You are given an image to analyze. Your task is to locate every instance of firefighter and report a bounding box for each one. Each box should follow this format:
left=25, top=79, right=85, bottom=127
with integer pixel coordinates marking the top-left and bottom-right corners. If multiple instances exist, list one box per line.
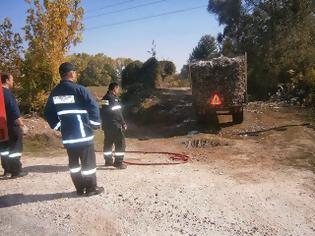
left=44, top=62, right=104, bottom=196
left=0, top=73, right=27, bottom=178
left=101, top=82, right=127, bottom=169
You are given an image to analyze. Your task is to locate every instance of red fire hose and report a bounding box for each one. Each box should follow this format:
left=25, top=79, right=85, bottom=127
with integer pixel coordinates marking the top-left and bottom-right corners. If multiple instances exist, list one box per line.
left=96, top=150, right=189, bottom=165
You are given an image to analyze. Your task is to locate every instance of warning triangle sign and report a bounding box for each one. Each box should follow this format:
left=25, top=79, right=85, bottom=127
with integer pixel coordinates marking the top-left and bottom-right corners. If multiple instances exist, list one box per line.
left=210, top=94, right=222, bottom=106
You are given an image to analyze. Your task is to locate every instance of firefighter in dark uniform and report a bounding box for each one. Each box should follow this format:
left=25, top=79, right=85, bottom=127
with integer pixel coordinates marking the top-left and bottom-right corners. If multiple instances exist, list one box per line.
left=0, top=73, right=27, bottom=178
left=101, top=82, right=127, bottom=169
left=44, top=62, right=104, bottom=196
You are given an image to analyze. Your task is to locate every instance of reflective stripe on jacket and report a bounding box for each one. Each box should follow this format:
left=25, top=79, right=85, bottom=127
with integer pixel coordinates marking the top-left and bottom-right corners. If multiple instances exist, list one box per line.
left=100, top=91, right=125, bottom=130
left=44, top=80, right=101, bottom=148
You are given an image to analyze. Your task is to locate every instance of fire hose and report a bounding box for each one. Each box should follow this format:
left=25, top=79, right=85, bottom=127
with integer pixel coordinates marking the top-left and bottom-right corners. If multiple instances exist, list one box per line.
left=96, top=150, right=189, bottom=165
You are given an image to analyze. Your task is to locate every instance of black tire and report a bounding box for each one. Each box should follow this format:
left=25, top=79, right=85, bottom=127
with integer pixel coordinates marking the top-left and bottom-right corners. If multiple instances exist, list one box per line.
left=232, top=109, right=244, bottom=124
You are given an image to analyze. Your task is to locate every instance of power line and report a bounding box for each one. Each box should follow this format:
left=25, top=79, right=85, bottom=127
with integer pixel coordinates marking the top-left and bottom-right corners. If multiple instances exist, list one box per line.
left=85, top=0, right=137, bottom=13
left=85, top=0, right=168, bottom=20
left=86, top=5, right=207, bottom=31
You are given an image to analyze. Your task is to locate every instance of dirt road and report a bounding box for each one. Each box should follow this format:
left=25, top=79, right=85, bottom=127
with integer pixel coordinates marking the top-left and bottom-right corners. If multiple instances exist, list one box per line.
left=1, top=88, right=315, bottom=235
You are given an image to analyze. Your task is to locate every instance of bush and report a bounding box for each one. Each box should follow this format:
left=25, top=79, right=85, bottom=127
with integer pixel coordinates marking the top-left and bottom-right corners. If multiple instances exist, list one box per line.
left=121, top=57, right=161, bottom=89
left=121, top=60, right=143, bottom=89
left=141, top=57, right=161, bottom=88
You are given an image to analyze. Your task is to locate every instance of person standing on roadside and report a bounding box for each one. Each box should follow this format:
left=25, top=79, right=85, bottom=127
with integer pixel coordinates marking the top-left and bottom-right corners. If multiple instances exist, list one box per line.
left=44, top=62, right=104, bottom=196
left=101, top=82, right=127, bottom=169
left=0, top=73, right=27, bottom=178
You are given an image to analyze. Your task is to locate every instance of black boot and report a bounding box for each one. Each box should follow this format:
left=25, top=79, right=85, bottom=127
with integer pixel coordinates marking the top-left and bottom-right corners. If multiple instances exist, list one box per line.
left=10, top=159, right=25, bottom=178
left=1, top=155, right=10, bottom=176
left=76, top=188, right=85, bottom=196
left=11, top=171, right=28, bottom=179
left=86, top=186, right=104, bottom=196
left=70, top=172, right=85, bottom=196
left=105, top=158, right=114, bottom=166
left=2, top=169, right=10, bottom=177
left=114, top=159, right=127, bottom=169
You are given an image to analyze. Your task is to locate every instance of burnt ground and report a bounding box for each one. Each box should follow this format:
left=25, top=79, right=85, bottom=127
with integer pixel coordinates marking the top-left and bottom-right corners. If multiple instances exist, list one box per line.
left=0, top=87, right=315, bottom=236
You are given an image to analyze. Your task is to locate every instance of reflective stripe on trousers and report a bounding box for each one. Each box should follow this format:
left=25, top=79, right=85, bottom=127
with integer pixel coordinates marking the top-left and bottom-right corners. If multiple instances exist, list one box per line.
left=114, top=152, right=125, bottom=157
left=9, top=153, right=22, bottom=158
left=82, top=168, right=96, bottom=176
left=70, top=167, right=81, bottom=173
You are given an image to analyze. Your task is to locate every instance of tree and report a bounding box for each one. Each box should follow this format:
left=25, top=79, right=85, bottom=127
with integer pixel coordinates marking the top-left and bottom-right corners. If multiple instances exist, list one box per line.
left=159, top=60, right=176, bottom=79
left=0, top=18, right=23, bottom=78
left=68, top=53, right=132, bottom=87
left=67, top=52, right=91, bottom=77
left=21, top=0, right=84, bottom=112
left=208, top=0, right=315, bottom=98
left=79, top=57, right=118, bottom=86
left=121, top=61, right=143, bottom=89
left=147, top=40, right=157, bottom=58
left=115, top=57, right=133, bottom=77
left=121, top=57, right=162, bottom=89
left=141, top=57, right=161, bottom=88
left=189, top=35, right=219, bottom=62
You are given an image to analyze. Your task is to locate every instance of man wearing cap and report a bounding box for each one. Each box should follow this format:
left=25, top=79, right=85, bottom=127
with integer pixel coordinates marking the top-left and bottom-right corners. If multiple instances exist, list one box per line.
left=44, top=62, right=104, bottom=196
left=0, top=73, right=27, bottom=178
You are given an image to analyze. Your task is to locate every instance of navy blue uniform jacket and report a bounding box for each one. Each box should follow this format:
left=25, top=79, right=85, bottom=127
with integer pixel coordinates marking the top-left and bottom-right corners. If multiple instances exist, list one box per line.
left=100, top=91, right=125, bottom=130
left=2, top=87, right=21, bottom=129
left=44, top=80, right=101, bottom=148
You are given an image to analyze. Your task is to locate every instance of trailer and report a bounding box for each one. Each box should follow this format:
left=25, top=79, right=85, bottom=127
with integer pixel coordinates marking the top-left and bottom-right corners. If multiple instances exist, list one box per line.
left=189, top=56, right=247, bottom=124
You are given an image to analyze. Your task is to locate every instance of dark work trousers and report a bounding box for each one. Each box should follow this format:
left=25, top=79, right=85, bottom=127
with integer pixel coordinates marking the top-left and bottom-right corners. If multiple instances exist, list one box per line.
left=0, top=126, right=23, bottom=175
left=66, top=144, right=97, bottom=192
left=103, top=126, right=126, bottom=163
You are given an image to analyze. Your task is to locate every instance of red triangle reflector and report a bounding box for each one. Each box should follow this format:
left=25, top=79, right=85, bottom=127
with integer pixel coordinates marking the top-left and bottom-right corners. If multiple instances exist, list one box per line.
left=210, top=94, right=222, bottom=106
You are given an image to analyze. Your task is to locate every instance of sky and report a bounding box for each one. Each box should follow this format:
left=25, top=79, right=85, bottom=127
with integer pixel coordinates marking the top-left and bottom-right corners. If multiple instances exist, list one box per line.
left=0, top=0, right=222, bottom=71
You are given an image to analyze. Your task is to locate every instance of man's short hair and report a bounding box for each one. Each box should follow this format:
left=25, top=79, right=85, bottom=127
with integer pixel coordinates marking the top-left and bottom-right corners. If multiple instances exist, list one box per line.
left=108, top=82, right=119, bottom=91
left=1, top=73, right=10, bottom=84
left=59, top=62, right=76, bottom=78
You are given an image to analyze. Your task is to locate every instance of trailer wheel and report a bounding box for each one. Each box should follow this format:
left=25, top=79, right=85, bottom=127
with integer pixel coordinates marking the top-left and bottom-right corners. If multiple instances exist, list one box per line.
left=232, top=109, right=244, bottom=124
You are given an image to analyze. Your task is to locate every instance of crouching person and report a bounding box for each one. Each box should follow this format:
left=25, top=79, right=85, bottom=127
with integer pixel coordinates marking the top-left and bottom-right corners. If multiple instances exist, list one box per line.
left=44, top=62, right=104, bottom=196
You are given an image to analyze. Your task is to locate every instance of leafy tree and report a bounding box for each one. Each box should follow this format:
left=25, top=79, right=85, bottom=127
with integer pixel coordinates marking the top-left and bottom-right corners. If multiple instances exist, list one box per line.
left=121, top=60, right=143, bottom=89
left=208, top=0, right=315, bottom=98
left=0, top=18, right=24, bottom=78
left=189, top=35, right=219, bottom=62
left=67, top=53, right=91, bottom=77
left=115, top=57, right=133, bottom=76
left=79, top=57, right=118, bottom=86
left=121, top=57, right=163, bottom=89
left=21, top=0, right=84, bottom=112
left=68, top=53, right=132, bottom=87
left=159, top=60, right=176, bottom=79
left=141, top=57, right=161, bottom=88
